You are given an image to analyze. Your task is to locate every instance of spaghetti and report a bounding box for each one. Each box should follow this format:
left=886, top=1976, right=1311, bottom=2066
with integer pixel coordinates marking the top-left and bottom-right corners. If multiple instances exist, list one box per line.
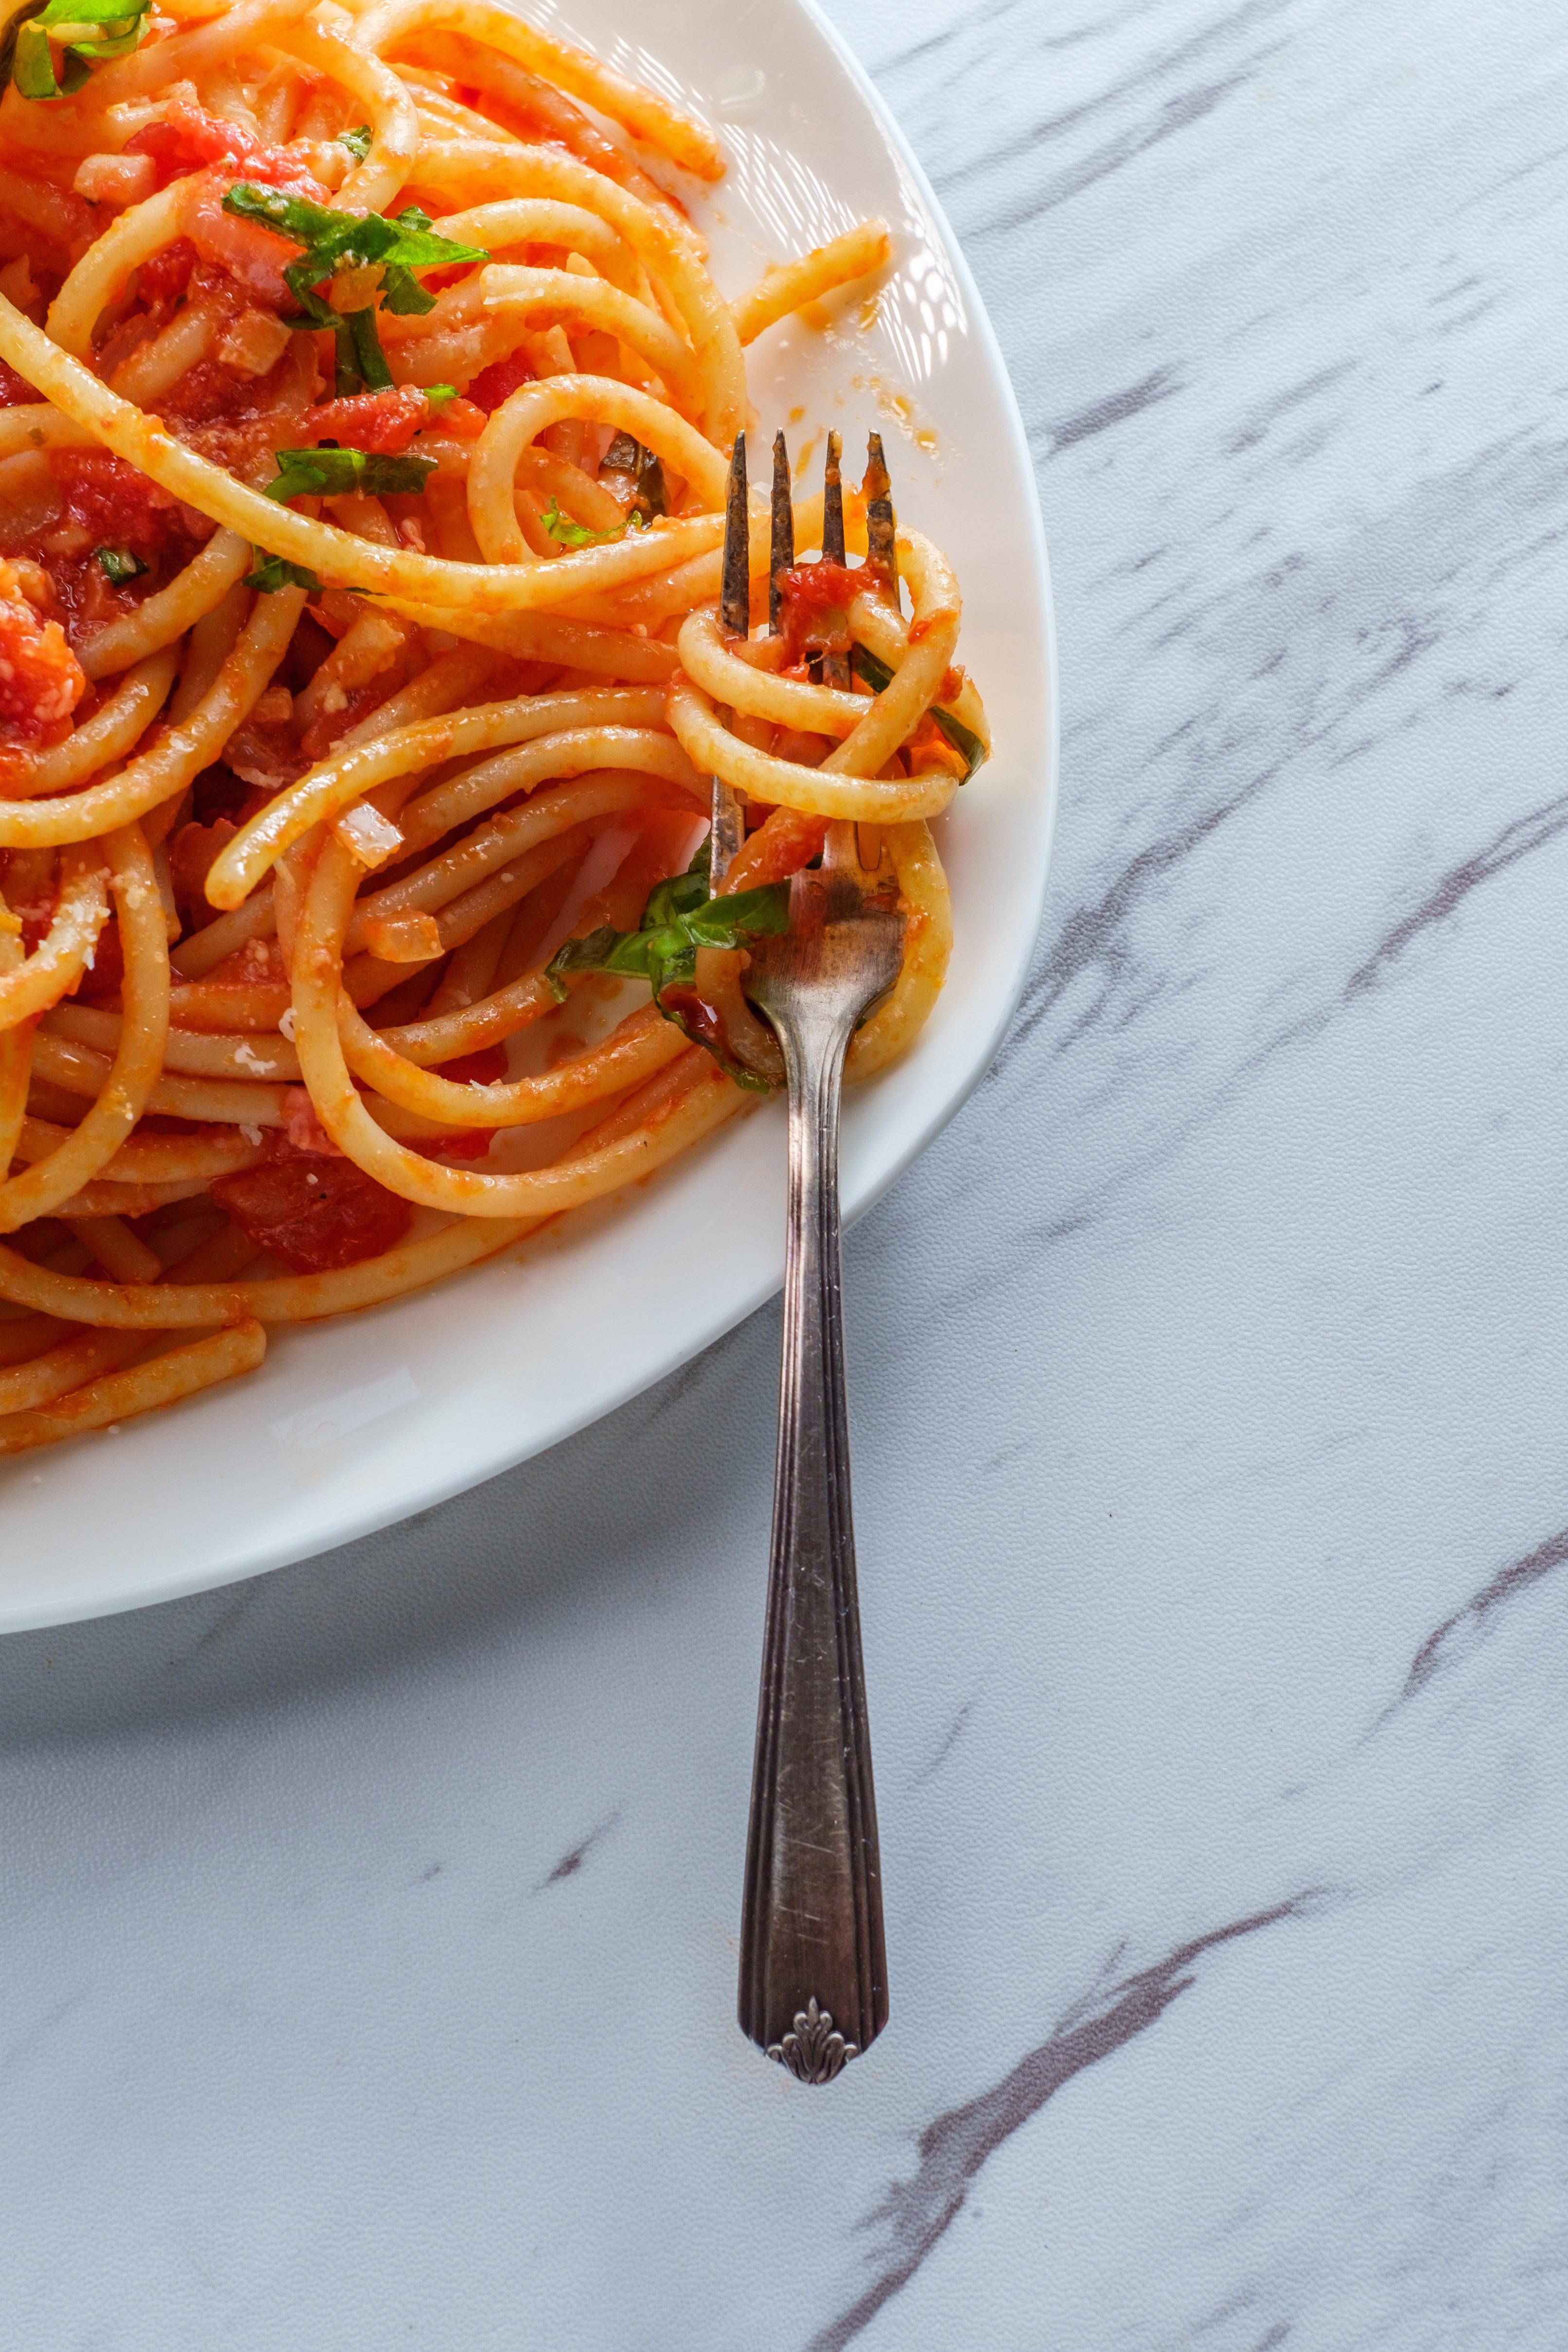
left=0, top=0, right=989, bottom=1458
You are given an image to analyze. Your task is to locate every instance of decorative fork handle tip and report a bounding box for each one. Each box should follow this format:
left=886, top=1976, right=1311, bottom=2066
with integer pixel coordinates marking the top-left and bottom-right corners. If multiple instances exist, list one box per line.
left=767, top=1999, right=860, bottom=2085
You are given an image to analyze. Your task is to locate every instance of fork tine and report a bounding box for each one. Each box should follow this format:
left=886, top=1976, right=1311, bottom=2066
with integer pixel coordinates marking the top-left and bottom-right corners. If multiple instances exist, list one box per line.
left=720, top=430, right=750, bottom=639
left=864, top=431, right=898, bottom=596
left=820, top=431, right=850, bottom=690
left=822, top=429, right=846, bottom=565
left=711, top=432, right=750, bottom=891
left=769, top=430, right=795, bottom=634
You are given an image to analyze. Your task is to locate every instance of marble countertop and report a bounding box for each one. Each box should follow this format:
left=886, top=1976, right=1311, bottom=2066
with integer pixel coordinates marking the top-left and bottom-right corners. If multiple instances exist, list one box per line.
left=5, top=1, right=1568, bottom=2343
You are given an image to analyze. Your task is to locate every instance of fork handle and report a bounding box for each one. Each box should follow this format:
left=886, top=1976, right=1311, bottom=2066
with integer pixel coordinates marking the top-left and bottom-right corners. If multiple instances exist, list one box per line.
left=739, top=1004, right=888, bottom=2082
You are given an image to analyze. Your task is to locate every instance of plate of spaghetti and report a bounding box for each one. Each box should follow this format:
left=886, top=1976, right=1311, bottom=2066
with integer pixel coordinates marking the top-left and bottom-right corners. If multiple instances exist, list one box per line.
left=0, top=0, right=1054, bottom=1629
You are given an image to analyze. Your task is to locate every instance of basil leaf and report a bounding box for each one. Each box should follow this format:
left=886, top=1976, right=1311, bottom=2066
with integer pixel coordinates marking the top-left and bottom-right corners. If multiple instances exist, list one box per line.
left=244, top=551, right=322, bottom=592
left=850, top=641, right=988, bottom=779
left=0, top=4, right=45, bottom=94
left=542, top=496, right=638, bottom=550
left=547, top=875, right=790, bottom=999
left=224, top=187, right=485, bottom=395
left=544, top=841, right=788, bottom=1086
left=639, top=865, right=710, bottom=926
left=331, top=306, right=392, bottom=396
left=12, top=19, right=61, bottom=94
left=222, top=186, right=487, bottom=287
left=424, top=383, right=457, bottom=406
left=9, top=0, right=149, bottom=95
left=36, top=0, right=149, bottom=25
left=265, top=446, right=436, bottom=502
left=94, top=545, right=146, bottom=585
left=378, top=262, right=436, bottom=318
left=335, top=124, right=372, bottom=160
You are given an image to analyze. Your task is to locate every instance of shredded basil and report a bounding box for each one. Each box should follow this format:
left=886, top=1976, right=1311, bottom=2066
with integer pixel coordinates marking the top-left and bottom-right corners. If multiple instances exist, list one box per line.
left=244, top=551, right=322, bottom=593
left=850, top=642, right=987, bottom=779
left=542, top=497, right=636, bottom=550
left=335, top=124, right=373, bottom=161
left=94, top=545, right=146, bottom=586
left=6, top=0, right=150, bottom=99
left=547, top=841, right=789, bottom=1089
left=222, top=186, right=486, bottom=395
left=265, top=445, right=436, bottom=503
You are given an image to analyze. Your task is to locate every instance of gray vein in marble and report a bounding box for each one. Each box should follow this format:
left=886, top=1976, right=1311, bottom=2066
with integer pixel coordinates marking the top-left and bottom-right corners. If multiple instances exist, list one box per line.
left=1045, top=365, right=1186, bottom=451
left=0, top=1988, right=92, bottom=2083
left=1400, top=1526, right=1568, bottom=1706
left=975, top=70, right=1260, bottom=235
left=170, top=1581, right=261, bottom=1669
left=976, top=428, right=1568, bottom=1243
left=1223, top=363, right=1359, bottom=455
left=890, top=0, right=1288, bottom=160
left=888, top=0, right=1294, bottom=232
left=808, top=1897, right=1315, bottom=2352
left=908, top=1694, right=976, bottom=1786
left=978, top=745, right=1568, bottom=1266
left=883, top=0, right=1171, bottom=79
left=1343, top=787, right=1568, bottom=1003
left=536, top=1811, right=622, bottom=1891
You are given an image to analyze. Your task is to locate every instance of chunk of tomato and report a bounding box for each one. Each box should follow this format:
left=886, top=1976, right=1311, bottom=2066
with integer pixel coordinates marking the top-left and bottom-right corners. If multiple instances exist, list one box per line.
left=466, top=351, right=534, bottom=413
left=0, top=568, right=86, bottom=747
left=49, top=451, right=209, bottom=565
left=210, top=1141, right=413, bottom=1273
left=774, top=558, right=860, bottom=667
left=126, top=102, right=263, bottom=188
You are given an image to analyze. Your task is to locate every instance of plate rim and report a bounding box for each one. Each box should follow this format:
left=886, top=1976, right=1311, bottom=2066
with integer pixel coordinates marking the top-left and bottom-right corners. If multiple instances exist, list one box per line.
left=0, top=0, right=1058, bottom=1634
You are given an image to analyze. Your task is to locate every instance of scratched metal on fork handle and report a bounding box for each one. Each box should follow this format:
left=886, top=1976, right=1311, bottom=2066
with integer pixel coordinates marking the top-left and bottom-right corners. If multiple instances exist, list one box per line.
left=718, top=429, right=898, bottom=2082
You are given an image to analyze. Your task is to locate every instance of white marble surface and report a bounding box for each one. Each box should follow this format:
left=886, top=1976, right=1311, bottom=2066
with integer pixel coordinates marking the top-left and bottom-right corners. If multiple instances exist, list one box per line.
left=4, top=0, right=1568, bottom=2341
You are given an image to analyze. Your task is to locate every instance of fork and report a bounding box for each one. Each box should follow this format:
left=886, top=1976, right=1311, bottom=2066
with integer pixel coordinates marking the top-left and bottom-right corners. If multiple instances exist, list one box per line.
left=719, top=432, right=904, bottom=2082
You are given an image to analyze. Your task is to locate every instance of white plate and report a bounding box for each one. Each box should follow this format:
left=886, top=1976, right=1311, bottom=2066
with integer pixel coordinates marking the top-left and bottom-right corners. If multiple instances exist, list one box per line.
left=0, top=0, right=1057, bottom=1632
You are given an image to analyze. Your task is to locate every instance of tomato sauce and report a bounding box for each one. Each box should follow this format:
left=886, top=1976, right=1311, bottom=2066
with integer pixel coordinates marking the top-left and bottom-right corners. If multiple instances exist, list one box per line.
left=73, top=915, right=123, bottom=1005
left=774, top=559, right=859, bottom=666
left=0, top=562, right=86, bottom=747
left=136, top=239, right=197, bottom=306
left=730, top=808, right=828, bottom=888
left=436, top=1046, right=508, bottom=1087
left=660, top=946, right=784, bottom=1088
left=310, top=386, right=430, bottom=455
left=126, top=103, right=266, bottom=189
left=49, top=451, right=208, bottom=567
left=210, top=1140, right=413, bottom=1273
left=167, top=819, right=239, bottom=933
left=467, top=351, right=535, bottom=413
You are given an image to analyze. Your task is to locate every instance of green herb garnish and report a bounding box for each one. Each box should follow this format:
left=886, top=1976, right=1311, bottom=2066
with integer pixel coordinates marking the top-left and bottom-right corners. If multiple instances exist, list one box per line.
left=6, top=0, right=150, bottom=100
left=424, top=383, right=457, bottom=406
left=222, top=185, right=487, bottom=395
left=94, top=545, right=146, bottom=585
left=222, top=186, right=486, bottom=321
left=546, top=841, right=789, bottom=1088
left=541, top=497, right=633, bottom=551
left=850, top=642, right=987, bottom=779
left=335, top=124, right=373, bottom=161
left=244, top=551, right=323, bottom=593
left=265, top=445, right=436, bottom=503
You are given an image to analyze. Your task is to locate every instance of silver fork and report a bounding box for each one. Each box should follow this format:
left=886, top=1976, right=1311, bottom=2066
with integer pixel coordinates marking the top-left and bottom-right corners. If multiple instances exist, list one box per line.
left=719, top=433, right=904, bottom=2082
